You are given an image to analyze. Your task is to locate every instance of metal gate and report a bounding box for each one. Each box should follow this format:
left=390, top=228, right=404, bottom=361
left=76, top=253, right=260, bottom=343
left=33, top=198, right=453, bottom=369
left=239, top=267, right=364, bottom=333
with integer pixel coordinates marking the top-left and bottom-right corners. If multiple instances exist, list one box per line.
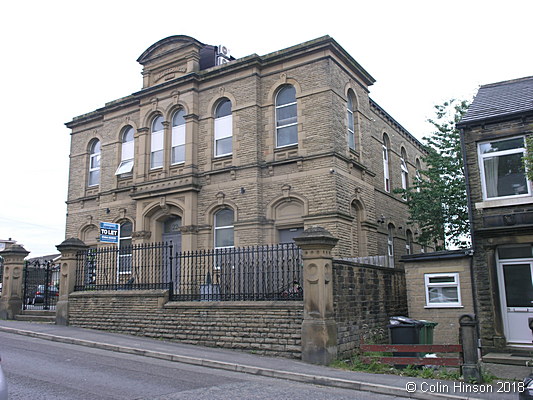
left=23, top=260, right=60, bottom=310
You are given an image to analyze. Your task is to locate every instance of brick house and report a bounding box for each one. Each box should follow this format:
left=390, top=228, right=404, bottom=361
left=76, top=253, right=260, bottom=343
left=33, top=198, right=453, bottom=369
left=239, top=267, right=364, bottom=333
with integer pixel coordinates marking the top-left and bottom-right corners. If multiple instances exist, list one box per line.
left=457, top=76, right=533, bottom=353
left=65, top=35, right=427, bottom=265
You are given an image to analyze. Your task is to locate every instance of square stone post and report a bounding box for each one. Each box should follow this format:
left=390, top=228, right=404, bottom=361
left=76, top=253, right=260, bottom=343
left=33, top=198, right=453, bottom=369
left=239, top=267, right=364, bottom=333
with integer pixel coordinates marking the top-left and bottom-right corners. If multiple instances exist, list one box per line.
left=56, top=238, right=88, bottom=325
left=460, top=314, right=482, bottom=382
left=0, top=244, right=29, bottom=319
left=294, top=227, right=339, bottom=365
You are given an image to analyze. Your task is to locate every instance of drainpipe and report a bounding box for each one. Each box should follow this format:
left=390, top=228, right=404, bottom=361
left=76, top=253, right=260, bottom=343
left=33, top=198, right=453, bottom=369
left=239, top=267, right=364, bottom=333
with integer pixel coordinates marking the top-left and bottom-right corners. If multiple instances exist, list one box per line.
left=459, top=127, right=480, bottom=343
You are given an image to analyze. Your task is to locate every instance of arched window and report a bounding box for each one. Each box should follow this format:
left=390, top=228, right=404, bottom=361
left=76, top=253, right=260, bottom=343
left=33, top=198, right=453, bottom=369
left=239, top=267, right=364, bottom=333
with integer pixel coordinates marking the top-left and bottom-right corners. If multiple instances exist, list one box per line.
left=118, top=221, right=133, bottom=274
left=405, top=229, right=413, bottom=255
left=275, top=85, right=297, bottom=148
left=151, top=115, right=164, bottom=169
left=347, top=91, right=356, bottom=150
left=88, top=140, right=101, bottom=187
left=382, top=134, right=391, bottom=192
left=387, top=224, right=395, bottom=268
left=400, top=147, right=409, bottom=194
left=214, top=99, right=232, bottom=157
left=115, top=126, right=134, bottom=175
left=415, top=158, right=422, bottom=192
left=172, top=110, right=186, bottom=164
left=214, top=208, right=234, bottom=248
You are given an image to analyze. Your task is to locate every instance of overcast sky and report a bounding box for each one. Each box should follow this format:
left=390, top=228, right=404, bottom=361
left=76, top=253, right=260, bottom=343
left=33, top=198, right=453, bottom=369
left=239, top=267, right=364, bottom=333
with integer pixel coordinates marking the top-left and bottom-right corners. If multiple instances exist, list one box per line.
left=1, top=0, right=531, bottom=257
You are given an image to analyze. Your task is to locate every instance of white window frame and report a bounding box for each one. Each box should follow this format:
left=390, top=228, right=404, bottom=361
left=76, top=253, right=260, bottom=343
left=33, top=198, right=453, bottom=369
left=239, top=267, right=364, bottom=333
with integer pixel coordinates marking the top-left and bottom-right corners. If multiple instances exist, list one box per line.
left=424, top=272, right=462, bottom=308
left=214, top=209, right=234, bottom=249
left=115, top=127, right=134, bottom=175
left=275, top=86, right=298, bottom=148
left=118, top=222, right=132, bottom=275
left=151, top=116, right=164, bottom=169
left=172, top=110, right=186, bottom=164
left=383, top=144, right=390, bottom=192
left=214, top=116, right=232, bottom=157
left=401, top=155, right=408, bottom=191
left=88, top=140, right=100, bottom=187
left=387, top=224, right=394, bottom=268
left=478, top=136, right=531, bottom=201
left=347, top=93, right=355, bottom=150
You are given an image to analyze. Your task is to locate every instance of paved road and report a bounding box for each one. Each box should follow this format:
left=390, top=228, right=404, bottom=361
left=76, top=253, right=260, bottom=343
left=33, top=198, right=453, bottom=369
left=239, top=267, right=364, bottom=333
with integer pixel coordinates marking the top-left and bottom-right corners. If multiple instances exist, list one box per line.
left=1, top=332, right=407, bottom=399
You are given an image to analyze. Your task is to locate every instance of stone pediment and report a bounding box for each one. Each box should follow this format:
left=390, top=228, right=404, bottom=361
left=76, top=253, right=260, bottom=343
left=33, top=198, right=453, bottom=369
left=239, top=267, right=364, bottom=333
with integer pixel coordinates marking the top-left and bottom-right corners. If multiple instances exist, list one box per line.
left=137, top=35, right=204, bottom=66
left=137, top=35, right=205, bottom=88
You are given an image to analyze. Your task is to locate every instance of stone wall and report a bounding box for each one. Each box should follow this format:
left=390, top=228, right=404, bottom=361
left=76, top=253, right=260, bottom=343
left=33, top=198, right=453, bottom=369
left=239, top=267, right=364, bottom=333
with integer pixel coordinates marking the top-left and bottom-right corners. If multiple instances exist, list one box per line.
left=68, top=290, right=303, bottom=358
left=332, top=260, right=408, bottom=356
left=402, top=252, right=474, bottom=345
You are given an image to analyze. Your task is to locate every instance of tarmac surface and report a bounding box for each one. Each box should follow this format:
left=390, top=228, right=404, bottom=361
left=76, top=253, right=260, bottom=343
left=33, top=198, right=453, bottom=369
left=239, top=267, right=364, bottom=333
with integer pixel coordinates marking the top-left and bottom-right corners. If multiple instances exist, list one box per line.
left=0, top=320, right=524, bottom=400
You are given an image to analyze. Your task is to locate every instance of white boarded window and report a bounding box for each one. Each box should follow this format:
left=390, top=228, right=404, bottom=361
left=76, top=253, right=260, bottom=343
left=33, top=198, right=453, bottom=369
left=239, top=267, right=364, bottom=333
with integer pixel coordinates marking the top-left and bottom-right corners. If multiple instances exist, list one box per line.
left=214, top=99, right=232, bottom=157
left=172, top=110, right=186, bottom=164
left=425, top=273, right=461, bottom=307
left=383, top=134, right=390, bottom=192
left=151, top=115, right=164, bottom=169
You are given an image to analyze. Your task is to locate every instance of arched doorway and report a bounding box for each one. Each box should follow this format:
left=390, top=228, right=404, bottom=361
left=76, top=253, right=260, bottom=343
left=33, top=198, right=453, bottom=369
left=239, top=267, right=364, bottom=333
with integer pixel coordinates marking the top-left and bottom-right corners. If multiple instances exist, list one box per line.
left=162, top=216, right=182, bottom=252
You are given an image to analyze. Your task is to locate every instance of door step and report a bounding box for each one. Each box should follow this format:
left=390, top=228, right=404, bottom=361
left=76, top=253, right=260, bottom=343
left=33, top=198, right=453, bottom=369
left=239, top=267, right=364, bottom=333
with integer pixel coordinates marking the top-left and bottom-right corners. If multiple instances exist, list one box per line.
left=15, top=310, right=56, bottom=324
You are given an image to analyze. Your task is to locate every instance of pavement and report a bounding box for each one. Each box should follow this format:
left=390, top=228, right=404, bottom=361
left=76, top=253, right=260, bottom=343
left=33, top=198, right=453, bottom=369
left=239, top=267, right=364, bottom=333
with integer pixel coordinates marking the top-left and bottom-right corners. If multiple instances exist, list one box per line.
left=0, top=319, right=525, bottom=400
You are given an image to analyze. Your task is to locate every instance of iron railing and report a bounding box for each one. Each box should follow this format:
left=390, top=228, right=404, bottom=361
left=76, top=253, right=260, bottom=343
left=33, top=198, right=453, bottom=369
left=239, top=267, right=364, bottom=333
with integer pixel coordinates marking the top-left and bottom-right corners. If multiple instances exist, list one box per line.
left=173, top=244, right=302, bottom=301
left=23, top=260, right=60, bottom=310
left=75, top=242, right=173, bottom=292
left=74, top=242, right=303, bottom=301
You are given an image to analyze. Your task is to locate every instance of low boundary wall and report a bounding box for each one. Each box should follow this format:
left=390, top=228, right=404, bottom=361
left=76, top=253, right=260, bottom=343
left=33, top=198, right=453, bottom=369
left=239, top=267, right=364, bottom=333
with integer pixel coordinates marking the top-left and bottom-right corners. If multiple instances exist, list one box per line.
left=68, top=290, right=304, bottom=358
left=333, top=260, right=408, bottom=357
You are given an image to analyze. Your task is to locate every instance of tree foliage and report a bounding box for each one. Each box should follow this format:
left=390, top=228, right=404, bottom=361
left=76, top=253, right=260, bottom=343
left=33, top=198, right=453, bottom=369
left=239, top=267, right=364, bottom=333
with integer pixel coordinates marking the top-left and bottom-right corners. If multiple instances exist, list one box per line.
left=401, top=99, right=471, bottom=250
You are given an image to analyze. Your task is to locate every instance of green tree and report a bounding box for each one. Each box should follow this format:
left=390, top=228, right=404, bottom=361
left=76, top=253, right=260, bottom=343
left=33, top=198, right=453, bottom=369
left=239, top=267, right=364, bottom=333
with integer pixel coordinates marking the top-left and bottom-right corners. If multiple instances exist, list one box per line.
left=402, top=99, right=471, bottom=250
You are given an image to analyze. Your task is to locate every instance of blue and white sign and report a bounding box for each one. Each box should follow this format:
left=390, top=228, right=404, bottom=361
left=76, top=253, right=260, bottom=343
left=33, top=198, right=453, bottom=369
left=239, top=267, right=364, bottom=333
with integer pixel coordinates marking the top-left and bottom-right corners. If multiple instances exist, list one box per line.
left=100, top=222, right=120, bottom=243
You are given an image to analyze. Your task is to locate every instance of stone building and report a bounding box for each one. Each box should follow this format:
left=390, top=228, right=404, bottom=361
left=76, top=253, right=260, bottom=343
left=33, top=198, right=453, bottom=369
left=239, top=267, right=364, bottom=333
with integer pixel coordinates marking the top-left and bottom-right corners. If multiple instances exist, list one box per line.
left=457, top=76, right=533, bottom=353
left=65, top=35, right=426, bottom=263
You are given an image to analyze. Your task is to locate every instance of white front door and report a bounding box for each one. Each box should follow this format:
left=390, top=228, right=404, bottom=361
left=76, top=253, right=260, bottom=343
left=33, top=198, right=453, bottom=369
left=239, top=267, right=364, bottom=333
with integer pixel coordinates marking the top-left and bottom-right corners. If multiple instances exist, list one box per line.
left=498, top=257, right=533, bottom=344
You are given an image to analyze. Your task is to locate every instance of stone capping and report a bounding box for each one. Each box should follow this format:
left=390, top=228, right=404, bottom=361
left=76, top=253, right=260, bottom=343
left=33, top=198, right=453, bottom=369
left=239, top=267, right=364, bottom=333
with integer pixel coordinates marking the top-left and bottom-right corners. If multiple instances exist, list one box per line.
left=400, top=249, right=473, bottom=263
left=69, top=290, right=168, bottom=298
left=334, top=258, right=406, bottom=273
left=164, top=301, right=303, bottom=310
left=0, top=244, right=29, bottom=256
left=68, top=290, right=303, bottom=309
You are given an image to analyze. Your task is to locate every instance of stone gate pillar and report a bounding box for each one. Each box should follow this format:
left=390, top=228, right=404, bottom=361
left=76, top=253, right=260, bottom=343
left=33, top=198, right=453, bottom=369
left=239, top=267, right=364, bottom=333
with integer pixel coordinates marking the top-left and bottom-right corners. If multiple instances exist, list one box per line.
left=56, top=238, right=88, bottom=325
left=0, top=244, right=29, bottom=319
left=294, top=227, right=339, bottom=365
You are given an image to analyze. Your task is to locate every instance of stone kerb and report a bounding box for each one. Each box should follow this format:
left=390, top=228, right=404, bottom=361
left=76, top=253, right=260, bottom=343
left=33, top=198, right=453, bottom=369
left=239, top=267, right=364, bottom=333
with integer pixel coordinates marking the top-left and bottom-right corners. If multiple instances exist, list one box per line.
left=294, top=226, right=339, bottom=365
left=0, top=244, right=29, bottom=319
left=56, top=238, right=88, bottom=325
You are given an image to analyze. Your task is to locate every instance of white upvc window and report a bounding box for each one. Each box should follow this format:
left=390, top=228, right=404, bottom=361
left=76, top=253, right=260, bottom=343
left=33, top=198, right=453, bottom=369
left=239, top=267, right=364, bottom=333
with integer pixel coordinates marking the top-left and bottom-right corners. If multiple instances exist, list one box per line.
left=424, top=273, right=462, bottom=307
left=214, top=208, right=234, bottom=249
left=347, top=92, right=355, bottom=150
left=172, top=110, right=186, bottom=164
left=150, top=116, right=164, bottom=169
left=115, top=126, right=134, bottom=175
left=478, top=136, right=530, bottom=200
left=276, top=85, right=298, bottom=148
left=383, top=144, right=390, bottom=192
left=214, top=99, right=232, bottom=157
left=88, top=140, right=101, bottom=187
